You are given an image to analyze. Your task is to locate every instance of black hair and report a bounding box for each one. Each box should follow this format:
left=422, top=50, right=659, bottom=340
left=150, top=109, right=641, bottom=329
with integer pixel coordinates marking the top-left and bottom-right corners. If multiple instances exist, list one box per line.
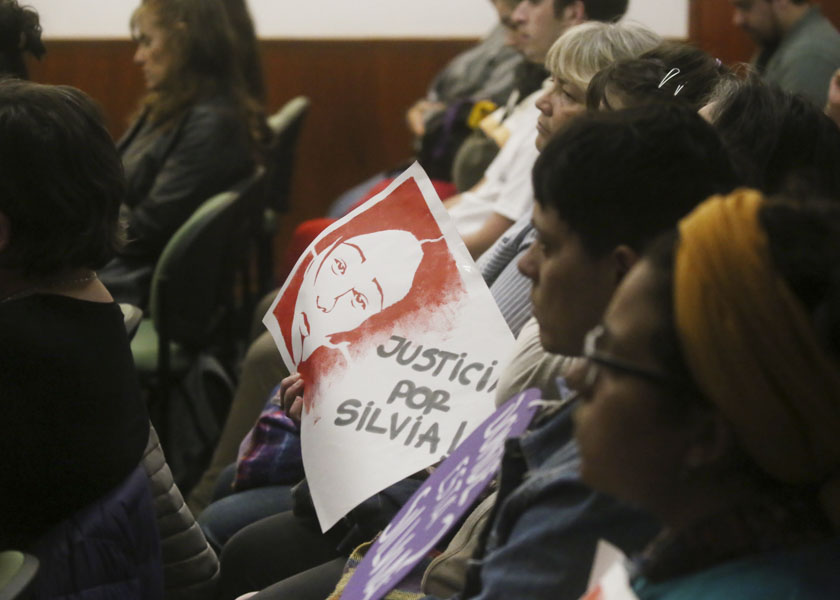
left=221, top=0, right=265, bottom=102
left=0, top=80, right=125, bottom=275
left=586, top=41, right=728, bottom=111
left=760, top=199, right=840, bottom=357
left=555, top=0, right=628, bottom=22
left=707, top=72, right=840, bottom=200
left=532, top=103, right=739, bottom=257
left=0, top=0, right=45, bottom=79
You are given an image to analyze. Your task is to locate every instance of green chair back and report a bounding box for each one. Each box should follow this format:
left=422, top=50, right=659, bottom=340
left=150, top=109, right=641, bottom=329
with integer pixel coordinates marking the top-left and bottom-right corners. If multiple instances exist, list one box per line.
left=0, top=551, right=38, bottom=599
left=265, top=96, right=310, bottom=213
left=148, top=169, right=263, bottom=353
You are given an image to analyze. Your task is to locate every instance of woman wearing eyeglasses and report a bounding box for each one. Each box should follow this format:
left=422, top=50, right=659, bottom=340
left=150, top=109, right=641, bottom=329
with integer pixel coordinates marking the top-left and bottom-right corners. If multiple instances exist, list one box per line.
left=574, top=189, right=840, bottom=598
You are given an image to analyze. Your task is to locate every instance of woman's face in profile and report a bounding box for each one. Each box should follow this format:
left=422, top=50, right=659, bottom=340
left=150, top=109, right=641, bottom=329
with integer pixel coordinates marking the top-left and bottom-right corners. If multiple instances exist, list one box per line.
left=573, top=260, right=699, bottom=515
left=132, top=10, right=170, bottom=91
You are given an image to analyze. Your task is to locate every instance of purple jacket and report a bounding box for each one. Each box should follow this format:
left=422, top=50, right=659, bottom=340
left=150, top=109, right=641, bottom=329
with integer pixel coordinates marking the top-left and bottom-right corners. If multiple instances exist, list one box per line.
left=31, top=465, right=164, bottom=599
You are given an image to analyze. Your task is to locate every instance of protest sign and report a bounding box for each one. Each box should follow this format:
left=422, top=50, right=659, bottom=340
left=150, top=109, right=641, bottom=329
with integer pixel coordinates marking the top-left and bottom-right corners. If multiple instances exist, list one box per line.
left=263, top=162, right=515, bottom=531
left=341, top=388, right=542, bottom=600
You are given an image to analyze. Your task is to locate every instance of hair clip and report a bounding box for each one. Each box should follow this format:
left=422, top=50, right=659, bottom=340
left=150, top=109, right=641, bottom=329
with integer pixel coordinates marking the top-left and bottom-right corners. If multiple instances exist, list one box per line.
left=658, top=68, right=684, bottom=97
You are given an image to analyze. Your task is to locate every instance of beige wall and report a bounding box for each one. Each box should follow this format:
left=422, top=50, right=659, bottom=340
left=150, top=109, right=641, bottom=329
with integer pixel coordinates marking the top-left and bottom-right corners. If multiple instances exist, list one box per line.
left=29, top=0, right=687, bottom=40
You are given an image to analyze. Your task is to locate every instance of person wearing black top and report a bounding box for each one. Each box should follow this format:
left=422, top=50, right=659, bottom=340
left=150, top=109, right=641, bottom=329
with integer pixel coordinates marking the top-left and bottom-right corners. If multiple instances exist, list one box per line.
left=0, top=80, right=150, bottom=549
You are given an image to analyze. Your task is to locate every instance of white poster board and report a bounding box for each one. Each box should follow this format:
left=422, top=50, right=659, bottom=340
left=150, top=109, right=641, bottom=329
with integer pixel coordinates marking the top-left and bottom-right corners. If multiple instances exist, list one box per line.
left=264, top=163, right=515, bottom=530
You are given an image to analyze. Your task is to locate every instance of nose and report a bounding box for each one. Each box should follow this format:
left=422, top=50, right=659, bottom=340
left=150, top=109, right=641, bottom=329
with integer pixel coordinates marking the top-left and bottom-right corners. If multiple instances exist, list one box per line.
left=133, top=45, right=145, bottom=65
left=732, top=9, right=745, bottom=28
left=511, top=0, right=528, bottom=25
left=317, top=287, right=359, bottom=314
left=517, top=243, right=538, bottom=281
left=535, top=89, right=552, bottom=116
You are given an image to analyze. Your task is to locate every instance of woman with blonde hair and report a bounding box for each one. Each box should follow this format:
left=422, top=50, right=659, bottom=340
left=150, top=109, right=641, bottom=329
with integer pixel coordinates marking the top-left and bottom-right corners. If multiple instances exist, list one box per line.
left=101, top=0, right=266, bottom=307
left=575, top=190, right=840, bottom=597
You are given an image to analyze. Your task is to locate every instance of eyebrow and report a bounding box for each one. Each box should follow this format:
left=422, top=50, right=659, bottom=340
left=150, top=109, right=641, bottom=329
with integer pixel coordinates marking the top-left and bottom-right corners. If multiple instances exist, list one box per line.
left=343, top=242, right=367, bottom=262
left=372, top=277, right=384, bottom=310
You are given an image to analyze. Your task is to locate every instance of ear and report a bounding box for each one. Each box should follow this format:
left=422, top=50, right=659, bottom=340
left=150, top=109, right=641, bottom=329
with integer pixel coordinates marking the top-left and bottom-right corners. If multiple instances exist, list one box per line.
left=0, top=210, right=10, bottom=255
left=682, top=410, right=736, bottom=471
left=562, top=0, right=587, bottom=25
left=609, top=244, right=639, bottom=284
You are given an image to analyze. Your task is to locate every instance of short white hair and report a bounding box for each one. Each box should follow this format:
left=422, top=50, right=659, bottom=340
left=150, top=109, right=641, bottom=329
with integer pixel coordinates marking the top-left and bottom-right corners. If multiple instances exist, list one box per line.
left=545, top=21, right=662, bottom=91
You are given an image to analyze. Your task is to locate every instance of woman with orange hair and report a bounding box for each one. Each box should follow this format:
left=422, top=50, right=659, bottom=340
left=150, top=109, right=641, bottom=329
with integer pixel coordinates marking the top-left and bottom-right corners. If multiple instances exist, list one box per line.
left=574, top=190, right=840, bottom=597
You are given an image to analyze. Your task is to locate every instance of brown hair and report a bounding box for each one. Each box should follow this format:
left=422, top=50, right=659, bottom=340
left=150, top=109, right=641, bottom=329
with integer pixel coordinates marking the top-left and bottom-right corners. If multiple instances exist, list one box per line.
left=0, top=80, right=124, bottom=275
left=133, top=0, right=267, bottom=152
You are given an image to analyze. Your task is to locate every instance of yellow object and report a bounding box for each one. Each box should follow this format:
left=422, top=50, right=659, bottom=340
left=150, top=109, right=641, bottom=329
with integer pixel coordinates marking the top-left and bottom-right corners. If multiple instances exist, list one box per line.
left=675, top=189, right=840, bottom=497
left=325, top=540, right=425, bottom=600
left=467, top=100, right=497, bottom=130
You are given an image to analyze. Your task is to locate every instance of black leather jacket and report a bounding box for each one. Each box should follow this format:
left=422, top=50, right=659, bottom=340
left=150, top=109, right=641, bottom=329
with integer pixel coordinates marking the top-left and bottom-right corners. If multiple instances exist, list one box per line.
left=117, top=94, right=255, bottom=263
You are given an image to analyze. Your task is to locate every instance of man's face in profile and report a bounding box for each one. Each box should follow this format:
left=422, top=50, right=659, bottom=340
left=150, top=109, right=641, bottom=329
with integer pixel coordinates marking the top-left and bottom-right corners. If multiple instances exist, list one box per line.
left=511, top=0, right=577, bottom=63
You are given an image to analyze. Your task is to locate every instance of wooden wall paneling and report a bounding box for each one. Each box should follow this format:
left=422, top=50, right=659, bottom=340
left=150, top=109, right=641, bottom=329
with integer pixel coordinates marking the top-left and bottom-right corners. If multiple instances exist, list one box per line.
left=26, top=38, right=474, bottom=284
left=27, top=40, right=146, bottom=138
left=688, top=0, right=756, bottom=64
left=820, top=1, right=840, bottom=28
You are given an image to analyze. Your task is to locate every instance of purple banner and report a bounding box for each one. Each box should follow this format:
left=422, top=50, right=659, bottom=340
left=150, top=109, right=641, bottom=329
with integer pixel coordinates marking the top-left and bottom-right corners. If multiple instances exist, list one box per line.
left=341, top=388, right=542, bottom=600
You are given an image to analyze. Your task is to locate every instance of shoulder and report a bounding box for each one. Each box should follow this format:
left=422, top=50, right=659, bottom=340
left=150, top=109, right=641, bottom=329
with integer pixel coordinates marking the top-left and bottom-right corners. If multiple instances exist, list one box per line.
left=180, top=95, right=243, bottom=131
left=0, top=295, right=122, bottom=339
left=780, top=12, right=840, bottom=60
left=635, top=539, right=840, bottom=600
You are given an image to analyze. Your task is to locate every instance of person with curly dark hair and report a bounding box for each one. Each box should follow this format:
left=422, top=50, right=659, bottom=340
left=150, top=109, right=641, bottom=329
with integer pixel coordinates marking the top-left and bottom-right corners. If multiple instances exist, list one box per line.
left=0, top=0, right=44, bottom=79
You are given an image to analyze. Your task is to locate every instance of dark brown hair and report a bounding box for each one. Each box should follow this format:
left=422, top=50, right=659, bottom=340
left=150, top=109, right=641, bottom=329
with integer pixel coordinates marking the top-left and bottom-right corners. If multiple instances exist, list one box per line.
left=134, top=0, right=266, bottom=151
left=0, top=0, right=45, bottom=79
left=0, top=80, right=124, bottom=275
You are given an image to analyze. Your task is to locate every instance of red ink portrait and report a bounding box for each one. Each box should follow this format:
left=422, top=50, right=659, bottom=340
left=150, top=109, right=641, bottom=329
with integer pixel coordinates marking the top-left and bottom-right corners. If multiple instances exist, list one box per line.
left=272, top=177, right=466, bottom=395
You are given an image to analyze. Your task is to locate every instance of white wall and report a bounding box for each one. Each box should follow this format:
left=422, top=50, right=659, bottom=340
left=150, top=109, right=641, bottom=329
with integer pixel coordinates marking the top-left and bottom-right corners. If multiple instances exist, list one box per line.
left=29, top=0, right=687, bottom=40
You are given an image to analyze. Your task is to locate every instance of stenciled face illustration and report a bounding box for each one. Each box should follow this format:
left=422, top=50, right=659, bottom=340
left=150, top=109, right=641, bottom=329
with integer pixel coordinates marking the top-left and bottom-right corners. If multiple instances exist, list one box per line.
left=291, top=230, right=424, bottom=365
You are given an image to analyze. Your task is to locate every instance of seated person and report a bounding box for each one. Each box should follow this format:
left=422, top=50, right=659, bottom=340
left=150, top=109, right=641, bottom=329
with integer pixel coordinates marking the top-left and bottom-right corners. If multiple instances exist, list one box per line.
left=0, top=0, right=44, bottom=78
left=585, top=41, right=728, bottom=112
left=702, top=71, right=840, bottom=199
left=827, top=68, right=840, bottom=127
left=496, top=42, right=727, bottom=398
left=406, top=0, right=523, bottom=138
left=446, top=1, right=656, bottom=258
left=589, top=57, right=840, bottom=201
left=327, top=0, right=524, bottom=218
left=100, top=0, right=265, bottom=308
left=0, top=79, right=157, bottom=595
left=577, top=192, right=840, bottom=597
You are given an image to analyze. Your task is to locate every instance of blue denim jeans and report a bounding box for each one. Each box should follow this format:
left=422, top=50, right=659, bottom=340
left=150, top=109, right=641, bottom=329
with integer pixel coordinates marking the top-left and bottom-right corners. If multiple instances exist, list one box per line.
left=198, top=463, right=294, bottom=553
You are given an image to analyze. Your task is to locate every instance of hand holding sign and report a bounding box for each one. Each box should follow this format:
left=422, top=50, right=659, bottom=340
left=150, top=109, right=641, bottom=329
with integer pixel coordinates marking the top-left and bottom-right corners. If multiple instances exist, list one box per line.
left=279, top=372, right=305, bottom=423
